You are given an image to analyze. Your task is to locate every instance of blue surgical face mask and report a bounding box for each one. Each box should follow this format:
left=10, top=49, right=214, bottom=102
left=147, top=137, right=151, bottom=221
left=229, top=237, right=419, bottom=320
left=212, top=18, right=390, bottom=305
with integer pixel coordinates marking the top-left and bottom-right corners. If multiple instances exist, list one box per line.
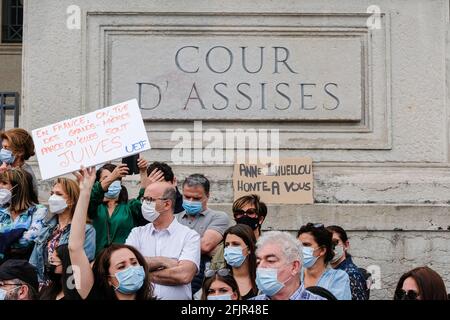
left=256, top=267, right=291, bottom=297
left=113, top=265, right=145, bottom=294
left=207, top=294, right=233, bottom=300
left=105, top=180, right=122, bottom=199
left=224, top=246, right=247, bottom=268
left=0, top=148, right=15, bottom=165
left=0, top=286, right=19, bottom=300
left=0, top=288, right=6, bottom=300
left=182, top=199, right=203, bottom=216
left=302, top=247, right=320, bottom=269
left=0, top=188, right=12, bottom=207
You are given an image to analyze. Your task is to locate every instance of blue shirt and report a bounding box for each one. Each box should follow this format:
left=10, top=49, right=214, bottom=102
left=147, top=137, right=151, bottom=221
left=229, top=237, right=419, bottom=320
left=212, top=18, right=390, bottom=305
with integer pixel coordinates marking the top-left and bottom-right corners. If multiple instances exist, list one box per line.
left=335, top=255, right=368, bottom=300
left=29, top=216, right=96, bottom=283
left=301, top=267, right=352, bottom=300
left=250, top=284, right=326, bottom=300
left=0, top=205, right=47, bottom=260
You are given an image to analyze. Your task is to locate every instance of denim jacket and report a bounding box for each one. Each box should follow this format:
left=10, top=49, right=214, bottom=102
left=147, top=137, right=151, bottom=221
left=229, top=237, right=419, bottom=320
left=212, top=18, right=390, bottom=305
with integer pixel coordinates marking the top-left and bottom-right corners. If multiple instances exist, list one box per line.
left=29, top=215, right=96, bottom=283
left=0, top=205, right=48, bottom=261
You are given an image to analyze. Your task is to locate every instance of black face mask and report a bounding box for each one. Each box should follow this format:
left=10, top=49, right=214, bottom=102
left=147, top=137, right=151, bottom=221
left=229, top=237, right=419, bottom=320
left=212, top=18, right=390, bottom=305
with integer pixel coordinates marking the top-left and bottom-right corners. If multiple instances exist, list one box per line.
left=235, top=216, right=260, bottom=231
left=45, top=264, right=62, bottom=283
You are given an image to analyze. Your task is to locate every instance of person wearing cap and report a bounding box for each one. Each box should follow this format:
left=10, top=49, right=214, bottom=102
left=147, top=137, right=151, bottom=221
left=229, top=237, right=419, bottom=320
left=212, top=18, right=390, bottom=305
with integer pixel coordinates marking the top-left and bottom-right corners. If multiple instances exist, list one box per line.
left=0, top=259, right=39, bottom=300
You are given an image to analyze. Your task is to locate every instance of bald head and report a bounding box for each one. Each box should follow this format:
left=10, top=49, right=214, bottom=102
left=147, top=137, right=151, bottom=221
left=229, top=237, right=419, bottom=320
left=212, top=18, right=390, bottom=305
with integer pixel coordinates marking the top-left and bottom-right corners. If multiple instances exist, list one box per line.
left=145, top=181, right=176, bottom=213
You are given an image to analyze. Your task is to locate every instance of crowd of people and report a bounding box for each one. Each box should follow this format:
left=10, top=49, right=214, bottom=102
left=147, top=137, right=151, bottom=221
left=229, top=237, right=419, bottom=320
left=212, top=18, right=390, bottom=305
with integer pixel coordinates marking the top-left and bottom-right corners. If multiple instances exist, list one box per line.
left=0, top=127, right=448, bottom=301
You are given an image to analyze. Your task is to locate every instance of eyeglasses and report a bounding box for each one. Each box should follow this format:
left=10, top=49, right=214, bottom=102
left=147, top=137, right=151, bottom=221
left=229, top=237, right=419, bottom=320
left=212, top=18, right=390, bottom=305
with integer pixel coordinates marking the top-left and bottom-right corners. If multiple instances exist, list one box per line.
left=204, top=268, right=231, bottom=278
left=142, top=197, right=167, bottom=203
left=233, top=208, right=258, bottom=218
left=395, top=289, right=419, bottom=300
left=0, top=281, right=22, bottom=287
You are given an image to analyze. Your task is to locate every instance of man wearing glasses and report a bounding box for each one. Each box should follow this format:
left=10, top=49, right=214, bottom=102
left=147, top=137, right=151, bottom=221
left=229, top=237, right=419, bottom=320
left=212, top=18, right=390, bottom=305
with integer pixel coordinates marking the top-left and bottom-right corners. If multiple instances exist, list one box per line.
left=126, top=181, right=200, bottom=300
left=0, top=259, right=39, bottom=300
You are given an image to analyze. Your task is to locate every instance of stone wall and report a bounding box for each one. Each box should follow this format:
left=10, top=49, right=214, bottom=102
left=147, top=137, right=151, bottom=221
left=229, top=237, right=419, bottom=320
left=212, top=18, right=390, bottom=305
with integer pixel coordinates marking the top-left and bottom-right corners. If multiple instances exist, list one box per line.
left=22, top=0, right=450, bottom=300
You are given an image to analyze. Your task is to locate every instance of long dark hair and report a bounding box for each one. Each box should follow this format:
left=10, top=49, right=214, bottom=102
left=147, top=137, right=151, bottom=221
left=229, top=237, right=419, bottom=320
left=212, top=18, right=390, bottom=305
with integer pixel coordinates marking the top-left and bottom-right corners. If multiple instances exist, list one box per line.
left=39, top=244, right=80, bottom=300
left=297, top=223, right=334, bottom=264
left=92, top=244, right=154, bottom=300
left=95, top=164, right=128, bottom=203
left=394, top=266, right=448, bottom=300
left=201, top=273, right=241, bottom=300
left=326, top=225, right=350, bottom=256
left=223, top=224, right=258, bottom=296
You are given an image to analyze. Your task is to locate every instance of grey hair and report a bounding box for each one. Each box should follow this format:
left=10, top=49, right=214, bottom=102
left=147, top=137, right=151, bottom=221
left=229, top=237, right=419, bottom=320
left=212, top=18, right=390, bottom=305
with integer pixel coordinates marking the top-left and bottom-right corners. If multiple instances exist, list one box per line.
left=256, top=231, right=301, bottom=263
left=183, top=174, right=210, bottom=194
left=14, top=279, right=38, bottom=300
left=162, top=186, right=176, bottom=210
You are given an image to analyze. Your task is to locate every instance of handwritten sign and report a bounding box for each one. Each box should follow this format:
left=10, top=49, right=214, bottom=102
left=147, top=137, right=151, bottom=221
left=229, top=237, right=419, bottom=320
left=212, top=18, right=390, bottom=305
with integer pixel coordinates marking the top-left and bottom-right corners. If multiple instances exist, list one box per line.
left=233, top=158, right=314, bottom=204
left=32, top=99, right=151, bottom=180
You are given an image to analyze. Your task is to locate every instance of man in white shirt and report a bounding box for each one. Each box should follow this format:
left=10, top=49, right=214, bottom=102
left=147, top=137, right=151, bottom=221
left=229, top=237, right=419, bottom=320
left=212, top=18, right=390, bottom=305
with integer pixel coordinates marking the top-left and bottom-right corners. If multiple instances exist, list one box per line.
left=126, top=181, right=200, bottom=300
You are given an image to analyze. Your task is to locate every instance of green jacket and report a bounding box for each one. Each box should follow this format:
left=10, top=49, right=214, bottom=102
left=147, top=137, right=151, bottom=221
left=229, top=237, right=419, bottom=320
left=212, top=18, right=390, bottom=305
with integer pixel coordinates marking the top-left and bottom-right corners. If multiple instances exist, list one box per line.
left=88, top=181, right=144, bottom=256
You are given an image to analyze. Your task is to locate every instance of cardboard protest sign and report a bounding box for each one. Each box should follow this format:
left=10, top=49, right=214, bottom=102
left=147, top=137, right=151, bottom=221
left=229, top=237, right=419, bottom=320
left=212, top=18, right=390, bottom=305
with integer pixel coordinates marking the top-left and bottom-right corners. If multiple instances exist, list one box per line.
left=233, top=157, right=313, bottom=204
left=32, top=99, right=150, bottom=180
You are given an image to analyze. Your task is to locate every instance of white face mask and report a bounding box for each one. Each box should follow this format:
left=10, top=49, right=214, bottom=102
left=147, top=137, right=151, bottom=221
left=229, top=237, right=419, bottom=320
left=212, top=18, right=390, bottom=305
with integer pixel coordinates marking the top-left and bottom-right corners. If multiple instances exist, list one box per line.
left=0, top=286, right=20, bottom=300
left=0, top=188, right=12, bottom=206
left=331, top=245, right=345, bottom=264
left=48, top=194, right=68, bottom=214
left=141, top=200, right=160, bottom=223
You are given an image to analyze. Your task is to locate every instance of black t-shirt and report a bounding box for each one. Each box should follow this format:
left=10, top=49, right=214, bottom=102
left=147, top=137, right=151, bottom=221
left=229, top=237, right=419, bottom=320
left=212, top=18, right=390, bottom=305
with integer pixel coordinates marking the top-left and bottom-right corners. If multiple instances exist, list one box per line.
left=174, top=187, right=184, bottom=214
left=241, top=289, right=258, bottom=300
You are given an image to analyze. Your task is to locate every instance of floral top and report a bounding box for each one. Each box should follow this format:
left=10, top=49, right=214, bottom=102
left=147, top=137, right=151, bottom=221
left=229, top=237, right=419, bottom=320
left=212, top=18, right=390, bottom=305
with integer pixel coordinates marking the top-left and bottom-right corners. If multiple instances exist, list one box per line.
left=335, top=255, right=369, bottom=300
left=46, top=224, right=69, bottom=259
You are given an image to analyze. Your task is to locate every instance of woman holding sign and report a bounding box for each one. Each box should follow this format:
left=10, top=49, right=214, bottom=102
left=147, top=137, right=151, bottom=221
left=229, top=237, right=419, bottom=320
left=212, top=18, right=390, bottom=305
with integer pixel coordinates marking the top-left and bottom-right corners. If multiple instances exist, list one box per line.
left=0, top=129, right=39, bottom=197
left=69, top=166, right=154, bottom=300
left=88, top=157, right=149, bottom=256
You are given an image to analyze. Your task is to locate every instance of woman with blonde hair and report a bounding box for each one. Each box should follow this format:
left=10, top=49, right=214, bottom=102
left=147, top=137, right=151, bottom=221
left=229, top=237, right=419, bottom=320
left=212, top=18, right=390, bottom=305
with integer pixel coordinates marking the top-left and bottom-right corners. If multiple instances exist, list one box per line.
left=0, top=168, right=46, bottom=262
left=29, top=177, right=96, bottom=284
left=0, top=128, right=38, bottom=196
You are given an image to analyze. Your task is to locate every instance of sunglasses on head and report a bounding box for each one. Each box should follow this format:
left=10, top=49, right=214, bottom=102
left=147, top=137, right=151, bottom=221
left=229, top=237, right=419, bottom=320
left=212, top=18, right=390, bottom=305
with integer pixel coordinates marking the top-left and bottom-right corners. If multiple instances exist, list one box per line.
left=395, top=289, right=419, bottom=300
left=204, top=268, right=231, bottom=278
left=307, top=223, right=324, bottom=229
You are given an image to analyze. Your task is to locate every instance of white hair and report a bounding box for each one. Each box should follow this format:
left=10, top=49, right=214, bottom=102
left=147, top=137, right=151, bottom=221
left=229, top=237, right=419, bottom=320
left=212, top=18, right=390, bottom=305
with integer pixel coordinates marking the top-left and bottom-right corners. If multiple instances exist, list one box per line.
left=256, top=231, right=301, bottom=263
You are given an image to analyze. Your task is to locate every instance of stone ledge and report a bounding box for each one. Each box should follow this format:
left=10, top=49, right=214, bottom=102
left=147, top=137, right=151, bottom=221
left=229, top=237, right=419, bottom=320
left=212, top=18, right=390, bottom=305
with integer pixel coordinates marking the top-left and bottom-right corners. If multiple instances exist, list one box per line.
left=208, top=203, right=450, bottom=231
left=0, top=44, right=22, bottom=55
